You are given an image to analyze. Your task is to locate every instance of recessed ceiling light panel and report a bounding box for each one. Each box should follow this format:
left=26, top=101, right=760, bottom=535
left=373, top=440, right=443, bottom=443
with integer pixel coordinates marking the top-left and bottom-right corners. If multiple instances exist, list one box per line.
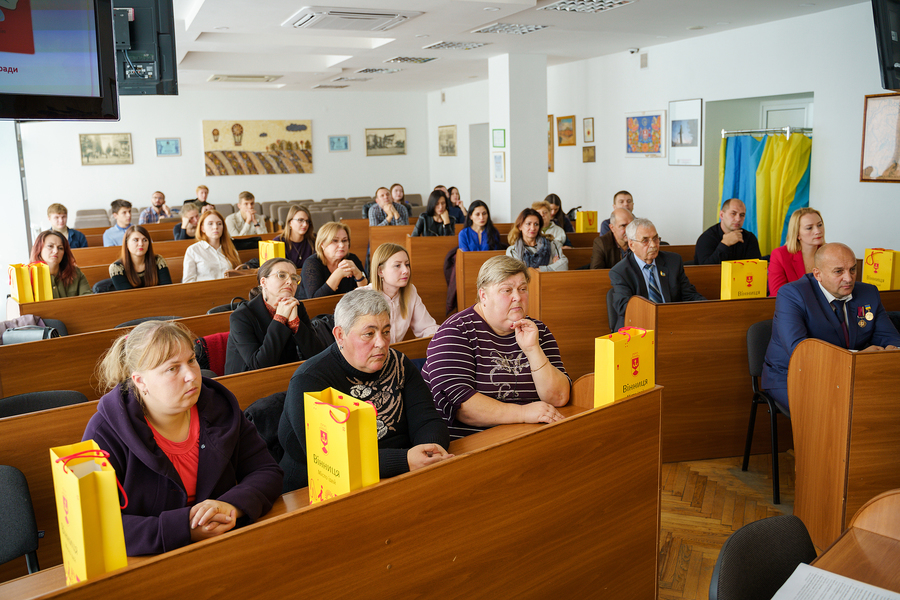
left=333, top=76, right=372, bottom=82
left=423, top=41, right=489, bottom=50
left=384, top=56, right=438, bottom=64
left=313, top=84, right=349, bottom=89
left=472, top=22, right=549, bottom=35
left=538, top=0, right=635, bottom=13
left=355, top=67, right=402, bottom=74
left=208, top=74, right=282, bottom=83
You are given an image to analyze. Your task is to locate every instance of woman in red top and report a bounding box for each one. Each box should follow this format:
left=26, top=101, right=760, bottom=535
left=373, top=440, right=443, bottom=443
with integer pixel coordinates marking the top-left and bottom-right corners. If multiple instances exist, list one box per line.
left=768, top=208, right=825, bottom=296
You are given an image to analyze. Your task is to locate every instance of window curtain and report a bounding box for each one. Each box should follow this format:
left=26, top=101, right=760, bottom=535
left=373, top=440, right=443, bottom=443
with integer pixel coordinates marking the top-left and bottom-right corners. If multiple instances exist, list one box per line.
left=718, top=133, right=812, bottom=255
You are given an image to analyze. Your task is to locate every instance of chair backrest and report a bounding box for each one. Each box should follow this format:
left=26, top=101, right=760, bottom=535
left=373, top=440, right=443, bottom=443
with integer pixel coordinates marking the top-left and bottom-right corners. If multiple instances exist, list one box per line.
left=410, top=205, right=427, bottom=218
left=244, top=391, right=287, bottom=463
left=0, top=465, right=40, bottom=572
left=115, top=316, right=183, bottom=328
left=92, top=278, right=116, bottom=294
left=0, top=390, right=89, bottom=418
left=41, top=318, right=68, bottom=336
left=405, top=193, right=422, bottom=206
left=746, top=319, right=774, bottom=378
left=200, top=331, right=229, bottom=377
left=709, top=514, right=816, bottom=600
left=334, top=209, right=360, bottom=222
left=606, top=288, right=617, bottom=333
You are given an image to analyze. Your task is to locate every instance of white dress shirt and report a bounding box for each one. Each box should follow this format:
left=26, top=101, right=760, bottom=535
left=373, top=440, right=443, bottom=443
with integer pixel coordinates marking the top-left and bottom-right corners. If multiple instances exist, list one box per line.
left=182, top=241, right=234, bottom=282
left=225, top=211, right=267, bottom=237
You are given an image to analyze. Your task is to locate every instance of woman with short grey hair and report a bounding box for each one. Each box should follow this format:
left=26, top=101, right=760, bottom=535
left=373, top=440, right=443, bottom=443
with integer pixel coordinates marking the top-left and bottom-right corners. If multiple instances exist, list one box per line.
left=278, top=289, right=452, bottom=492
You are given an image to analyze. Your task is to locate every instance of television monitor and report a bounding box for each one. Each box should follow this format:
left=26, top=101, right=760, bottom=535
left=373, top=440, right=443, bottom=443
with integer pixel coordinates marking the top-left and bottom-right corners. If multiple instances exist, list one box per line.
left=0, top=0, right=119, bottom=121
left=113, top=0, right=176, bottom=96
left=872, top=0, right=900, bottom=92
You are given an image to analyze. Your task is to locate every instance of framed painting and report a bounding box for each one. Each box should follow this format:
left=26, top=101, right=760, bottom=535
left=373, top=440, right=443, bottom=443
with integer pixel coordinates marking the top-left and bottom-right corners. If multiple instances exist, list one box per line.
left=668, top=99, right=701, bottom=166
left=203, top=120, right=313, bottom=176
left=329, top=135, right=350, bottom=152
left=557, top=115, right=576, bottom=146
left=625, top=110, right=666, bottom=157
left=492, top=128, right=506, bottom=148
left=493, top=151, right=506, bottom=182
left=366, top=128, right=406, bottom=156
left=156, top=137, right=181, bottom=157
left=548, top=115, right=554, bottom=172
left=583, top=118, right=594, bottom=143
left=80, top=133, right=133, bottom=165
left=583, top=146, right=596, bottom=163
left=438, top=125, right=457, bottom=156
left=860, top=93, right=900, bottom=182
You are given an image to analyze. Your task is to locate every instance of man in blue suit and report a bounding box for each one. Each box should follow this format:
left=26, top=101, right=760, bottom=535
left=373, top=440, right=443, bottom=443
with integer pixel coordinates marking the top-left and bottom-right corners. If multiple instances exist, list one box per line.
left=762, top=242, right=900, bottom=409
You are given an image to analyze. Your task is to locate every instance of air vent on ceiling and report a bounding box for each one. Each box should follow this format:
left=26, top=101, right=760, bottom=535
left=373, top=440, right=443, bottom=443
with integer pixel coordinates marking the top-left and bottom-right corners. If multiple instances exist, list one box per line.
left=356, top=67, right=402, bottom=74
left=283, top=6, right=423, bottom=31
left=472, top=23, right=549, bottom=35
left=538, top=0, right=635, bottom=13
left=423, top=41, right=489, bottom=50
left=208, top=74, right=282, bottom=83
left=313, top=84, right=349, bottom=89
left=333, top=76, right=372, bottom=82
left=384, top=56, right=438, bottom=64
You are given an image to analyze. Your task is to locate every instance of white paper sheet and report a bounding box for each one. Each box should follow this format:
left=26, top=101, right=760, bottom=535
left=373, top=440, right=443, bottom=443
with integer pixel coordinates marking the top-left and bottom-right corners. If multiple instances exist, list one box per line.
left=772, top=563, right=900, bottom=600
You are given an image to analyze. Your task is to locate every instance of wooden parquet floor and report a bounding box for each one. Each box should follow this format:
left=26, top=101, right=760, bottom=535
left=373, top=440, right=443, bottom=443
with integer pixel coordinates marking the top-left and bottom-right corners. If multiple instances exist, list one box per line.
left=658, top=452, right=796, bottom=599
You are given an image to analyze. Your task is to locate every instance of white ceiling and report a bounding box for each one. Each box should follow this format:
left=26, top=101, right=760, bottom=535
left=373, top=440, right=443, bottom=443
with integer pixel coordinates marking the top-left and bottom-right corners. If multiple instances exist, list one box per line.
left=174, top=0, right=867, bottom=93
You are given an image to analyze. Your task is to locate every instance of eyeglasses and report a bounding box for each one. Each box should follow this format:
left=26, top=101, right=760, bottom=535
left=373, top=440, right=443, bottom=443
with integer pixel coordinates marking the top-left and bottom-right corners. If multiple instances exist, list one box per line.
left=632, top=235, right=660, bottom=246
left=330, top=238, right=349, bottom=246
left=271, top=272, right=301, bottom=284
left=291, top=218, right=310, bottom=225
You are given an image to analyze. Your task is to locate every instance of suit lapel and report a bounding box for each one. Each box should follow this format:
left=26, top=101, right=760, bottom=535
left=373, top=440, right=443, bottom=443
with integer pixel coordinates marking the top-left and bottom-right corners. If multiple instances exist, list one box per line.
left=809, top=276, right=849, bottom=347
left=626, top=255, right=650, bottom=298
left=656, top=253, right=672, bottom=303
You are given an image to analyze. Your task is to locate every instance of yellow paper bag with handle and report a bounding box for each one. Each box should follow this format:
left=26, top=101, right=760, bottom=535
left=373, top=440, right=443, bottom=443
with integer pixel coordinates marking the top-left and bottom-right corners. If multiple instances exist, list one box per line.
left=305, top=388, right=379, bottom=504
left=575, top=211, right=598, bottom=233
left=259, top=240, right=286, bottom=265
left=8, top=264, right=35, bottom=303
left=720, top=259, right=767, bottom=300
left=594, top=327, right=655, bottom=407
left=29, top=262, right=54, bottom=301
left=50, top=440, right=128, bottom=585
left=863, top=248, right=900, bottom=291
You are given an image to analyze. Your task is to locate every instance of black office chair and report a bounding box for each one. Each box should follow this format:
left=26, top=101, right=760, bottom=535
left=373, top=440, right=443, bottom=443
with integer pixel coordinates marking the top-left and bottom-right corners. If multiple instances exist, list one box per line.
left=742, top=319, right=788, bottom=504
left=0, top=390, right=89, bottom=419
left=0, top=465, right=41, bottom=574
left=207, top=297, right=247, bottom=315
left=709, top=515, right=816, bottom=600
left=606, top=288, right=617, bottom=333
left=115, top=316, right=183, bottom=328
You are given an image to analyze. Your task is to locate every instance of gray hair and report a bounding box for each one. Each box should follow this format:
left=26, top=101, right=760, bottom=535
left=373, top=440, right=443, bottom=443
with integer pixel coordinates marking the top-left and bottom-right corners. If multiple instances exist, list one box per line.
left=609, top=208, right=634, bottom=226
left=476, top=255, right=530, bottom=293
left=626, top=217, right=655, bottom=241
left=182, top=201, right=202, bottom=215
left=334, top=289, right=390, bottom=331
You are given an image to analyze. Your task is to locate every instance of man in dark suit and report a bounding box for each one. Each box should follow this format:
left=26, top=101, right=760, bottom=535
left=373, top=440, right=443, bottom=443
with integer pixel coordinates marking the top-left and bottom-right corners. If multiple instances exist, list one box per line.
left=761, top=242, right=900, bottom=409
left=609, top=218, right=706, bottom=330
left=591, top=208, right=633, bottom=269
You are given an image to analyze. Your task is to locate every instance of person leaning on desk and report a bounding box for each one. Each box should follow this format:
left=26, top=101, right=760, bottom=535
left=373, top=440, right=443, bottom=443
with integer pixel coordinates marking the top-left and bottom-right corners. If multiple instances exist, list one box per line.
left=761, top=242, right=900, bottom=410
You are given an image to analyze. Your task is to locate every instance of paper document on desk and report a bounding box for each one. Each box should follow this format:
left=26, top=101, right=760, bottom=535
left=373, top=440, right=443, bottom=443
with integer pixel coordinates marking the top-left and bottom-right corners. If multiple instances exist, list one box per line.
left=772, top=563, right=900, bottom=600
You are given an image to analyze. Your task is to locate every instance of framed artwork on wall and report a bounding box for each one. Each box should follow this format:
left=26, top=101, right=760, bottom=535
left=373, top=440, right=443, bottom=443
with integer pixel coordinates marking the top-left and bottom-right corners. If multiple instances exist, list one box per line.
left=860, top=93, right=900, bottom=182
left=493, top=151, right=506, bottom=182
left=583, top=118, right=594, bottom=143
left=203, top=120, right=313, bottom=176
left=493, top=128, right=506, bottom=148
left=557, top=115, right=576, bottom=146
left=329, top=135, right=350, bottom=152
left=548, top=115, right=554, bottom=172
left=156, top=138, right=181, bottom=157
left=438, top=125, right=457, bottom=156
left=583, top=146, right=596, bottom=163
left=625, top=110, right=666, bottom=158
left=366, top=128, right=406, bottom=156
left=668, top=99, right=702, bottom=166
left=80, top=133, right=133, bottom=165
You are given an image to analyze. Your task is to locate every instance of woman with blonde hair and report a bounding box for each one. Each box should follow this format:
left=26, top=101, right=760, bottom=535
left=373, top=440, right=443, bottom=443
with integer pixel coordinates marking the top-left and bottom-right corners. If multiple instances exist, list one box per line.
left=182, top=210, right=241, bottom=282
left=300, top=221, right=367, bottom=297
left=84, top=320, right=283, bottom=556
left=506, top=208, right=568, bottom=272
left=273, top=205, right=315, bottom=269
left=110, top=225, right=172, bottom=290
left=768, top=207, right=825, bottom=296
left=359, top=243, right=439, bottom=343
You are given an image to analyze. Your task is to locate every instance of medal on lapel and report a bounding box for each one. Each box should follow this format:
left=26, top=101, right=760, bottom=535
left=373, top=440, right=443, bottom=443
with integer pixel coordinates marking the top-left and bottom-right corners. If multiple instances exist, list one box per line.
left=857, top=306, right=866, bottom=328
left=865, top=304, right=873, bottom=321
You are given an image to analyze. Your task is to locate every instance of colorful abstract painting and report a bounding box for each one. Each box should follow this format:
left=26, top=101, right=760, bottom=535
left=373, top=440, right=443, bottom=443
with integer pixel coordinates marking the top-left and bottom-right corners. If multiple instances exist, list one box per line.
left=625, top=111, right=666, bottom=157
left=203, top=120, right=312, bottom=176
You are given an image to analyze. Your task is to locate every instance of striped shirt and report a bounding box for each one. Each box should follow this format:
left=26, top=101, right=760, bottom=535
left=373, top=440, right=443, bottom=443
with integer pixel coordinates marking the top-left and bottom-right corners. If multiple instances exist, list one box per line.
left=422, top=306, right=567, bottom=437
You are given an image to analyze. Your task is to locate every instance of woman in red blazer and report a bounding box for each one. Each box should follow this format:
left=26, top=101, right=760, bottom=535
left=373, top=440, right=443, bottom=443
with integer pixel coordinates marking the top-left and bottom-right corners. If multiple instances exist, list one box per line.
left=768, top=208, right=825, bottom=296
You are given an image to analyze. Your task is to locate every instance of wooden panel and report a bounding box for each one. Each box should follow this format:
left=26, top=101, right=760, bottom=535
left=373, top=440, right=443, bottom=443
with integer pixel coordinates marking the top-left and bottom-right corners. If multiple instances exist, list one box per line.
left=405, top=236, right=459, bottom=324
left=849, top=489, right=900, bottom=540
left=812, top=528, right=900, bottom=592
left=566, top=232, right=598, bottom=247
left=564, top=247, right=592, bottom=269
left=455, top=250, right=503, bottom=311
left=80, top=256, right=186, bottom=287
left=683, top=264, right=722, bottom=300
left=339, top=218, right=369, bottom=261
left=0, top=387, right=661, bottom=599
left=665, top=245, right=696, bottom=264
left=881, top=290, right=900, bottom=312
left=368, top=225, right=414, bottom=257
left=391, top=336, right=430, bottom=360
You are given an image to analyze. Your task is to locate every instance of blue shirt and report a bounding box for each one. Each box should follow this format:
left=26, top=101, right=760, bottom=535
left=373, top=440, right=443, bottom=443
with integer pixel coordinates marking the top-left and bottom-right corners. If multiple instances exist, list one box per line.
left=458, top=227, right=490, bottom=251
left=633, top=253, right=664, bottom=303
left=103, top=224, right=129, bottom=247
left=54, top=228, right=87, bottom=248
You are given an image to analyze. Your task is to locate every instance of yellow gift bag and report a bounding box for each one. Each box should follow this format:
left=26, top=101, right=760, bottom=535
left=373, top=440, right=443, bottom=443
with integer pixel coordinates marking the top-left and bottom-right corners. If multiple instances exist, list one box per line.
left=594, top=327, right=655, bottom=407
left=50, top=441, right=128, bottom=585
left=29, top=262, right=54, bottom=301
left=863, top=248, right=900, bottom=291
left=575, top=211, right=598, bottom=233
left=305, top=388, right=379, bottom=504
left=8, top=264, right=35, bottom=303
left=259, top=240, right=286, bottom=264
left=720, top=259, right=767, bottom=300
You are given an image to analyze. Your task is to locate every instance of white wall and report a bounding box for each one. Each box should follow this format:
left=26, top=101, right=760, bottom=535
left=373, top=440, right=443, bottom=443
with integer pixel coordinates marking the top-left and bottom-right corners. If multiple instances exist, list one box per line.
left=0, top=122, right=31, bottom=319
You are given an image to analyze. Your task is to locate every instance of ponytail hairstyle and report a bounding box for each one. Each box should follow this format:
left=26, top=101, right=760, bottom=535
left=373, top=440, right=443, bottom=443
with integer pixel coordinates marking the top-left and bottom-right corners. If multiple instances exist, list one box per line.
left=120, top=225, right=159, bottom=288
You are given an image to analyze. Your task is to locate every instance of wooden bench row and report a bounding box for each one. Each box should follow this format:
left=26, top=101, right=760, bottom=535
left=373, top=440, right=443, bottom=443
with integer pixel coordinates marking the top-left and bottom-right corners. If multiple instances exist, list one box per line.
left=71, top=233, right=277, bottom=269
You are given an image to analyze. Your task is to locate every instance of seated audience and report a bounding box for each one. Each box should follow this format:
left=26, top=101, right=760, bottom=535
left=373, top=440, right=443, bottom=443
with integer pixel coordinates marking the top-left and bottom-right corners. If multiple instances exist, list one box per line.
left=506, top=208, right=568, bottom=272
left=532, top=201, right=567, bottom=247
left=411, top=190, right=456, bottom=237
left=183, top=210, right=241, bottom=283
left=226, top=191, right=267, bottom=237
left=225, top=258, right=323, bottom=375
left=301, top=221, right=367, bottom=298
left=109, top=225, right=172, bottom=290
left=47, top=203, right=88, bottom=248
left=359, top=243, right=439, bottom=343
left=198, top=201, right=216, bottom=214
left=369, top=186, right=409, bottom=226
left=30, top=230, right=92, bottom=297
left=609, top=217, right=705, bottom=330
left=273, top=205, right=315, bottom=269
left=769, top=207, right=826, bottom=297
left=448, top=187, right=467, bottom=222
left=458, top=200, right=503, bottom=251
left=173, top=201, right=201, bottom=241
left=278, top=290, right=452, bottom=491
left=196, top=185, right=209, bottom=203
left=694, top=198, right=761, bottom=264
left=139, top=191, right=172, bottom=225
left=761, top=243, right=900, bottom=409
left=434, top=185, right=464, bottom=224
left=84, top=321, right=283, bottom=556
left=389, top=183, right=413, bottom=213
left=103, top=199, right=133, bottom=247
left=599, top=190, right=634, bottom=236
left=423, top=255, right=570, bottom=438
left=591, top=208, right=634, bottom=270
left=545, top=193, right=574, bottom=233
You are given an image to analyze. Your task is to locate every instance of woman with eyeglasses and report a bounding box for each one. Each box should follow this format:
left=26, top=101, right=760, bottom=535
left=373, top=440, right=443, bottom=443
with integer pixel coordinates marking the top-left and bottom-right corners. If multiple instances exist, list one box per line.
left=300, top=221, right=367, bottom=298
left=273, top=205, right=315, bottom=269
left=224, top=258, right=324, bottom=375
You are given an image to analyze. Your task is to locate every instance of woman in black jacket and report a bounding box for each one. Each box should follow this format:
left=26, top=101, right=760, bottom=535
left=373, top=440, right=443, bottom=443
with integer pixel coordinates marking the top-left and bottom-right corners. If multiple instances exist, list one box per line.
left=411, top=190, right=456, bottom=237
left=224, top=258, right=324, bottom=374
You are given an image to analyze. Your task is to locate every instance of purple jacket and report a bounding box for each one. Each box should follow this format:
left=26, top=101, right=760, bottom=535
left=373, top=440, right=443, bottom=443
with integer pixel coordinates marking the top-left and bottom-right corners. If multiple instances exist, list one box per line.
left=83, top=377, right=283, bottom=556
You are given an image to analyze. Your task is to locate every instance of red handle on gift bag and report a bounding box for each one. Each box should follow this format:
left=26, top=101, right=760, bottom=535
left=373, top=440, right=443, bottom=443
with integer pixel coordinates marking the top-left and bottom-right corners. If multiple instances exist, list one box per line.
left=617, top=327, right=648, bottom=341
left=315, top=401, right=351, bottom=424
left=56, top=449, right=129, bottom=509
left=866, top=250, right=885, bottom=266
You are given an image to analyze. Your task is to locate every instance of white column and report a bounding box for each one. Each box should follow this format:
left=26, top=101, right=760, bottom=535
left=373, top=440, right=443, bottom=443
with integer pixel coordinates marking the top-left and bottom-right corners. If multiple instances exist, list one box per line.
left=0, top=121, right=31, bottom=319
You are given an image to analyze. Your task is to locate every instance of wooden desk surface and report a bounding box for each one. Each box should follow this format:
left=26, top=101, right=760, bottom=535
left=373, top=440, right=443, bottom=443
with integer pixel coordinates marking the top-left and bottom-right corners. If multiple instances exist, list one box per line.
left=812, top=528, right=900, bottom=592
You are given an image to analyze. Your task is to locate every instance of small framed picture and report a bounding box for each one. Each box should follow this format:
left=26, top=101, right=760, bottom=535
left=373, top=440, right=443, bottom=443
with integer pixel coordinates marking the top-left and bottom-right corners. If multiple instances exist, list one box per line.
left=583, top=146, right=596, bottom=163
left=557, top=115, right=576, bottom=146
left=329, top=135, right=350, bottom=152
left=583, top=118, right=594, bottom=143
left=155, top=137, right=181, bottom=157
left=80, top=133, right=133, bottom=165
left=668, top=99, right=702, bottom=166
left=860, top=93, right=900, bottom=182
left=438, top=125, right=457, bottom=157
left=492, top=128, right=506, bottom=148
left=492, top=151, right=506, bottom=182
